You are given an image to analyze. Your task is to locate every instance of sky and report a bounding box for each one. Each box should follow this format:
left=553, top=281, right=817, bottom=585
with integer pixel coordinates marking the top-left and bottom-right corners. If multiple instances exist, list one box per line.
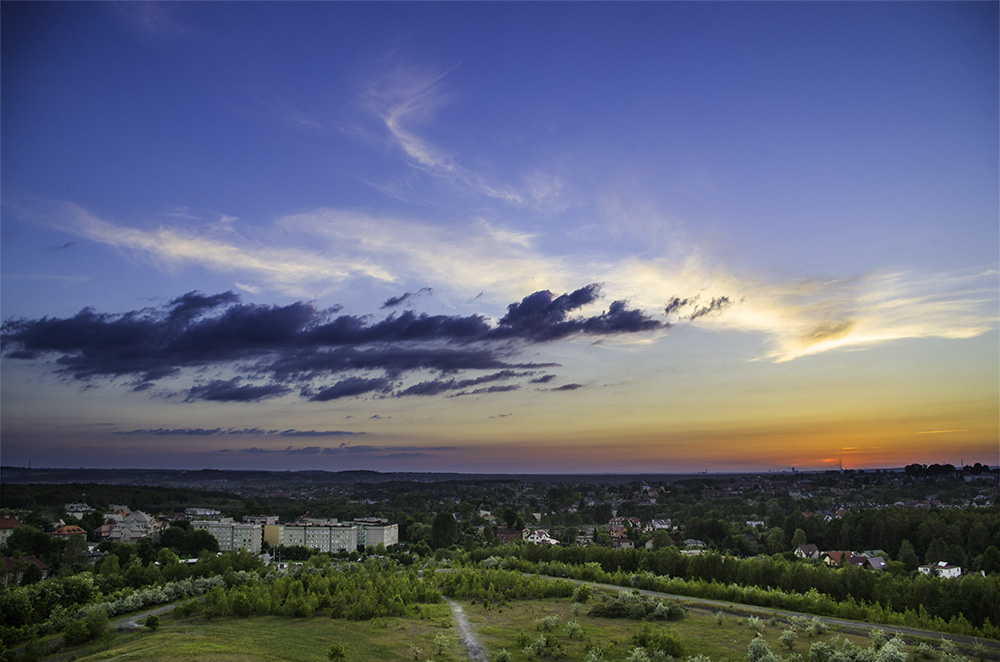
left=1, top=2, right=997, bottom=475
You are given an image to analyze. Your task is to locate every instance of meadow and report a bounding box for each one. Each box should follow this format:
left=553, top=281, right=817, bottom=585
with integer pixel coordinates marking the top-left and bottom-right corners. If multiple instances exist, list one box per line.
left=60, top=594, right=888, bottom=662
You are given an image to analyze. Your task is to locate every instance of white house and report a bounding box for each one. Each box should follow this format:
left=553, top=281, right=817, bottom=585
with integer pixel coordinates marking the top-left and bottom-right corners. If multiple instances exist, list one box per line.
left=919, top=561, right=961, bottom=579
left=522, top=529, right=559, bottom=545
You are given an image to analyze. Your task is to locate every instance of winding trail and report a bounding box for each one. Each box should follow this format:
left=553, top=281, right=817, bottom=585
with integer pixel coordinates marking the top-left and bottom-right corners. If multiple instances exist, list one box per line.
left=446, top=599, right=490, bottom=662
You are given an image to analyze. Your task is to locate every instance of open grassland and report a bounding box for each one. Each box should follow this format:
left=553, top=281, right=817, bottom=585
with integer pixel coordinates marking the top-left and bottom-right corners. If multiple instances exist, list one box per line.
left=62, top=597, right=903, bottom=662
left=462, top=599, right=874, bottom=661
left=68, top=603, right=462, bottom=662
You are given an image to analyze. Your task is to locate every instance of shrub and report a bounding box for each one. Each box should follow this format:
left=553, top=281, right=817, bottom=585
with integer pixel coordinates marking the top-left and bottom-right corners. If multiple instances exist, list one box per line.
left=633, top=623, right=685, bottom=658
left=747, top=635, right=778, bottom=662
left=628, top=648, right=652, bottom=662
left=536, top=614, right=561, bottom=632
left=144, top=614, right=160, bottom=631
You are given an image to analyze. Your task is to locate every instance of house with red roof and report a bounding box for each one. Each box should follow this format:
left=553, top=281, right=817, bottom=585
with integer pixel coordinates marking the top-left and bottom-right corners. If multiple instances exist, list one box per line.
left=0, top=516, right=24, bottom=547
left=51, top=524, right=87, bottom=539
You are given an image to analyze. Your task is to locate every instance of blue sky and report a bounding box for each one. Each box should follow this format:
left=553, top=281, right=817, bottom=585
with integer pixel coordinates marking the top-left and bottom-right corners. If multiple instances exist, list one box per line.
left=2, top=2, right=997, bottom=473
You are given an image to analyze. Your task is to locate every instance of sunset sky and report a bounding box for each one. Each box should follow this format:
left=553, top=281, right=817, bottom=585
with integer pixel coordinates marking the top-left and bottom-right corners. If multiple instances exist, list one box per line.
left=2, top=2, right=997, bottom=474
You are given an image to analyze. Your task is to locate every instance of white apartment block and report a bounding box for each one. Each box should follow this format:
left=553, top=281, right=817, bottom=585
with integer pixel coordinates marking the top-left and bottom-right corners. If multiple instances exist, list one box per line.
left=351, top=518, right=398, bottom=549
left=280, top=523, right=358, bottom=553
left=192, top=520, right=262, bottom=554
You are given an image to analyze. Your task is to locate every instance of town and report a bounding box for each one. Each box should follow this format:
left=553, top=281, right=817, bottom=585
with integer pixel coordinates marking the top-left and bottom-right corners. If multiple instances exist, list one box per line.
left=1, top=463, right=998, bottom=659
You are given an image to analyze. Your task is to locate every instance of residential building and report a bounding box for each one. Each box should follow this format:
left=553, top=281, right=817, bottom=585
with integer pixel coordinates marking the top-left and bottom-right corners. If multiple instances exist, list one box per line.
left=280, top=523, right=358, bottom=553
left=51, top=524, right=87, bottom=539
left=64, top=503, right=95, bottom=518
left=495, top=527, right=522, bottom=543
left=2, top=555, right=50, bottom=585
left=0, top=516, right=24, bottom=547
left=919, top=561, right=962, bottom=579
left=522, top=529, right=559, bottom=545
left=192, top=520, right=263, bottom=553
left=794, top=544, right=820, bottom=559
left=865, top=556, right=888, bottom=571
left=263, top=524, right=282, bottom=549
left=109, top=511, right=157, bottom=544
left=822, top=551, right=850, bottom=567
left=351, top=518, right=398, bottom=549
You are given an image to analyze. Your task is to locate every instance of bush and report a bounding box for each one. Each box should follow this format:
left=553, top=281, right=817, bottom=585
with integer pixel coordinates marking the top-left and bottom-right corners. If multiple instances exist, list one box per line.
left=536, top=614, right=561, bottom=631
left=747, top=635, right=778, bottom=662
left=633, top=623, right=685, bottom=658
left=144, top=614, right=160, bottom=631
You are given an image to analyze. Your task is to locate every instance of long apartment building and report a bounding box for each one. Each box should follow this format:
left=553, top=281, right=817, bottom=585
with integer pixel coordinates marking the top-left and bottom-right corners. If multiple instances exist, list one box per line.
left=279, top=522, right=358, bottom=553
left=191, top=520, right=262, bottom=554
left=194, top=515, right=398, bottom=554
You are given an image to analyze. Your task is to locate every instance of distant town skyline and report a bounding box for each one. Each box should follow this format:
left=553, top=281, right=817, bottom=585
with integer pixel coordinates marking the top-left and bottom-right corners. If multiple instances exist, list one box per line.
left=2, top=2, right=997, bottom=474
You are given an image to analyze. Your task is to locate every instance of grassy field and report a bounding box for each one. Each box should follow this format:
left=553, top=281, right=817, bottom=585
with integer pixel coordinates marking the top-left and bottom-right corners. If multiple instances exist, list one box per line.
left=60, top=596, right=881, bottom=662
left=67, top=603, right=462, bottom=662
left=461, top=598, right=873, bottom=662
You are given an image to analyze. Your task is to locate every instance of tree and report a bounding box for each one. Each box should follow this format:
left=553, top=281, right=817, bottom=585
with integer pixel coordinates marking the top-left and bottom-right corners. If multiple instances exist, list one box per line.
left=430, top=512, right=458, bottom=549
left=792, top=528, right=808, bottom=550
left=765, top=527, right=787, bottom=555
left=897, top=539, right=919, bottom=572
left=978, top=545, right=1000, bottom=575
left=328, top=643, right=348, bottom=661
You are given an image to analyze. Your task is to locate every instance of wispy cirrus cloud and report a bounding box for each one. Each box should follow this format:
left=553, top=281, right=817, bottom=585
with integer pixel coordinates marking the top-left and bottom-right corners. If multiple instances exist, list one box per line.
left=360, top=62, right=562, bottom=209
left=46, top=202, right=396, bottom=296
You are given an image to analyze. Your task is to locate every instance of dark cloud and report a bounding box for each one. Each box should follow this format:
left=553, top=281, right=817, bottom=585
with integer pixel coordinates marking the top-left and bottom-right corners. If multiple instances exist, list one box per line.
left=186, top=378, right=290, bottom=402
left=2, top=284, right=698, bottom=404
left=397, top=369, right=528, bottom=397
left=688, top=296, right=733, bottom=320
left=381, top=287, right=433, bottom=309
left=307, top=376, right=395, bottom=402
left=223, top=443, right=450, bottom=457
left=551, top=383, right=585, bottom=391
left=117, top=427, right=364, bottom=437
left=664, top=296, right=691, bottom=316
left=494, top=284, right=664, bottom=341
left=119, top=427, right=224, bottom=436
left=447, top=384, right=520, bottom=398
left=665, top=295, right=735, bottom=321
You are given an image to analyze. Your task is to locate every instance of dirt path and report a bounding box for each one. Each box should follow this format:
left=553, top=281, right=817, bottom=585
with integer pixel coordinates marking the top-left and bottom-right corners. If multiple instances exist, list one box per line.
left=446, top=599, right=490, bottom=662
